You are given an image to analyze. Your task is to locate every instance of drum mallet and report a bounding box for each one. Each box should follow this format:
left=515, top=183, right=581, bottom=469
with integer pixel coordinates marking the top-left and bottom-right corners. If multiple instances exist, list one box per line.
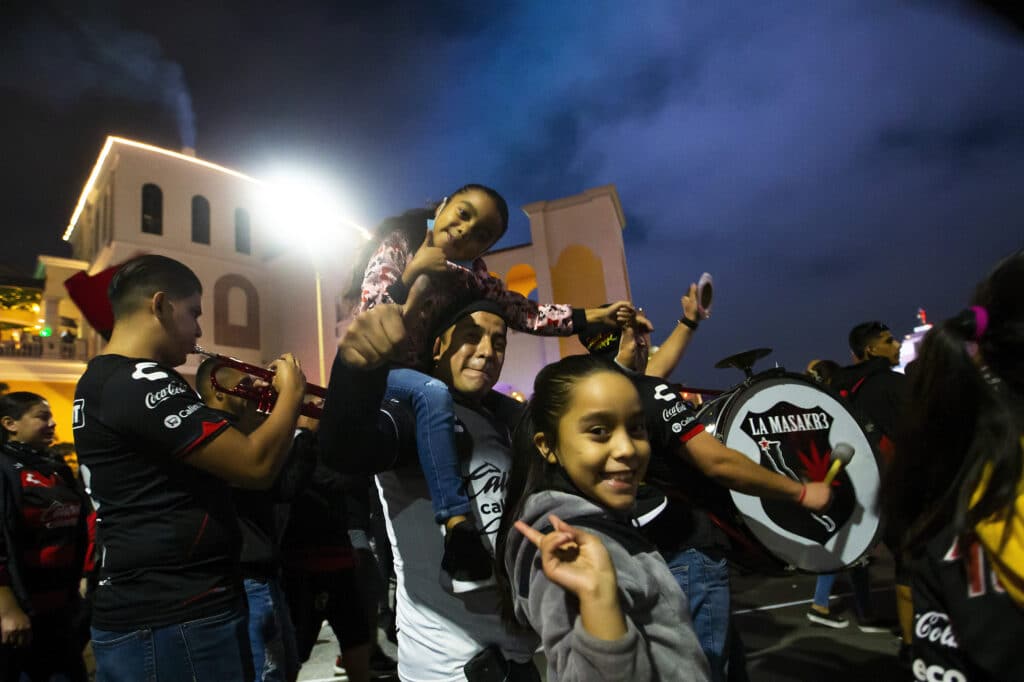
left=823, top=443, right=855, bottom=485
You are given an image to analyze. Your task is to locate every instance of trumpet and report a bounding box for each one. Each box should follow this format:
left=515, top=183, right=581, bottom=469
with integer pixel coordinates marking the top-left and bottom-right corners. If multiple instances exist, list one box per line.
left=193, top=346, right=327, bottom=419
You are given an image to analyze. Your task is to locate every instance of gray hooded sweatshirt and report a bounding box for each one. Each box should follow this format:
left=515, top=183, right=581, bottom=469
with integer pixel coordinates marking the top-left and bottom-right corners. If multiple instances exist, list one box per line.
left=506, top=489, right=710, bottom=682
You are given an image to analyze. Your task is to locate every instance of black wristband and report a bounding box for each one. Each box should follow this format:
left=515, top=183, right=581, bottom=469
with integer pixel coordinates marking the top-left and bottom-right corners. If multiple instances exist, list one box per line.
left=678, top=315, right=699, bottom=330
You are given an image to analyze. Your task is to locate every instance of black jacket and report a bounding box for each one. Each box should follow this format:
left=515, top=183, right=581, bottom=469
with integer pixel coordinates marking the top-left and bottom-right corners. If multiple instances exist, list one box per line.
left=830, top=357, right=907, bottom=443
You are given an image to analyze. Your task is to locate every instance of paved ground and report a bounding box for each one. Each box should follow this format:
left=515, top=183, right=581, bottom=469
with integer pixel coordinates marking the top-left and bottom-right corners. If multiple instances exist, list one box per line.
left=298, top=550, right=905, bottom=682
left=733, top=554, right=904, bottom=681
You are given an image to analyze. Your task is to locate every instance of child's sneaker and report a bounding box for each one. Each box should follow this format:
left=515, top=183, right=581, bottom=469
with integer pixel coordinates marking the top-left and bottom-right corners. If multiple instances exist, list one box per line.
left=806, top=607, right=849, bottom=628
left=441, top=520, right=493, bottom=592
left=333, top=655, right=350, bottom=679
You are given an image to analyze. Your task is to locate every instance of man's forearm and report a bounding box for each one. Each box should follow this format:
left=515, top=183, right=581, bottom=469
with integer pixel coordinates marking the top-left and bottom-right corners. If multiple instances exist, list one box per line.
left=318, top=353, right=394, bottom=472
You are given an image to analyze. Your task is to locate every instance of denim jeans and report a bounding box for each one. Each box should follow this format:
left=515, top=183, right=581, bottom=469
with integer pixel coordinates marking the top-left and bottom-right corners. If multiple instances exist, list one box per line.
left=813, top=563, right=873, bottom=619
left=91, top=608, right=253, bottom=682
left=245, top=578, right=299, bottom=682
left=386, top=367, right=469, bottom=522
left=662, top=548, right=738, bottom=682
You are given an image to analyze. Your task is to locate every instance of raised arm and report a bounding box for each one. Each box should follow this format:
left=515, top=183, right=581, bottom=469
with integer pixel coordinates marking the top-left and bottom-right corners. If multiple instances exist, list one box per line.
left=471, top=267, right=635, bottom=336
left=645, top=284, right=700, bottom=379
left=319, top=297, right=419, bottom=473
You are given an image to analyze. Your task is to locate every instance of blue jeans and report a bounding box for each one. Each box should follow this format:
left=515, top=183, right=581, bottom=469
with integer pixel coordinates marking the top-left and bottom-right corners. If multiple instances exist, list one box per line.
left=662, top=548, right=735, bottom=682
left=245, top=578, right=299, bottom=682
left=91, top=609, right=253, bottom=682
left=813, top=564, right=873, bottom=619
left=386, top=367, right=469, bottom=522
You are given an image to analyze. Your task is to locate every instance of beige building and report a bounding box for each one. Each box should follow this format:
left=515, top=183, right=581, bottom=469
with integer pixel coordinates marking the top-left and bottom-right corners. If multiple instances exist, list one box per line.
left=13, top=136, right=632, bottom=429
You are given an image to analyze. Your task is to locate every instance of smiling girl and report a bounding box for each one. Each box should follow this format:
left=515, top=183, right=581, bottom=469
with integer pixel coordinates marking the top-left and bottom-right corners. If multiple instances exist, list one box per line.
left=0, top=392, right=89, bottom=681
left=495, top=355, right=709, bottom=681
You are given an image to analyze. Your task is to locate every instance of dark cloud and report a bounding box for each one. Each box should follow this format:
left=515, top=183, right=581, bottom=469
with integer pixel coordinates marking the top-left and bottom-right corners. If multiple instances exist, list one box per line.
left=2, top=0, right=1022, bottom=385
left=1, top=3, right=196, bottom=147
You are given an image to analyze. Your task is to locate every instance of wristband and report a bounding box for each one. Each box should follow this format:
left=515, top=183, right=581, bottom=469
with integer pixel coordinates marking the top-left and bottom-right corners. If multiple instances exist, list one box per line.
left=797, top=484, right=807, bottom=504
left=678, top=315, right=699, bottom=330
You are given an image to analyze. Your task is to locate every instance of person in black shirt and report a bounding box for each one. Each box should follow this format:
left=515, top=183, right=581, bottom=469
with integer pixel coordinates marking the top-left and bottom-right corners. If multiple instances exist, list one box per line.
left=196, top=357, right=317, bottom=682
left=0, top=392, right=89, bottom=682
left=828, top=321, right=913, bottom=648
left=73, top=255, right=305, bottom=682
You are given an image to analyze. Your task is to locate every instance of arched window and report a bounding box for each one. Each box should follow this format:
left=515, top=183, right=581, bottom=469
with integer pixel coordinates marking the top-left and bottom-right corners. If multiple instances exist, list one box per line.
left=214, top=274, right=260, bottom=349
left=191, top=195, right=210, bottom=244
left=141, top=183, right=163, bottom=235
left=235, top=208, right=251, bottom=254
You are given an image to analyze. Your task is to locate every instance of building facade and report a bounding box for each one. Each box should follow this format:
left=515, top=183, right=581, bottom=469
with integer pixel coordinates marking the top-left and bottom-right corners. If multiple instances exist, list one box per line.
left=14, top=136, right=631, bottom=438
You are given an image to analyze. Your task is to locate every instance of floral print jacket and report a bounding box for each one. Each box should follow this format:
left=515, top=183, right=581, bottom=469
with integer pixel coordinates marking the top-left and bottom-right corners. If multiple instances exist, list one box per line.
left=358, top=230, right=584, bottom=368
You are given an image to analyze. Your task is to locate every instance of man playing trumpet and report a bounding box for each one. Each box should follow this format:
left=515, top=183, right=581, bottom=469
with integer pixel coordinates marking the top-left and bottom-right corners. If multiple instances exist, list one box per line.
left=73, top=255, right=306, bottom=682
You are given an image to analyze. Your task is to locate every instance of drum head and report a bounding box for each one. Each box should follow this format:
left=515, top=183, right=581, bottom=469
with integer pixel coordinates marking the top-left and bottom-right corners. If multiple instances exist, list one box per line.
left=717, top=375, right=881, bottom=573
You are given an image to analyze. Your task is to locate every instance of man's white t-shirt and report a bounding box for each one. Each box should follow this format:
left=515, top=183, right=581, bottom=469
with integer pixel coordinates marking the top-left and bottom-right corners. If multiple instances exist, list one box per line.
left=375, top=400, right=538, bottom=682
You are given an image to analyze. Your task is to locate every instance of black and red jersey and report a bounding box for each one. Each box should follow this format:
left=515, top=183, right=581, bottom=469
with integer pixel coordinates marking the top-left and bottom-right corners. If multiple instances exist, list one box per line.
left=625, top=372, right=734, bottom=554
left=0, top=441, right=88, bottom=616
left=72, top=354, right=238, bottom=630
left=910, top=524, right=1024, bottom=681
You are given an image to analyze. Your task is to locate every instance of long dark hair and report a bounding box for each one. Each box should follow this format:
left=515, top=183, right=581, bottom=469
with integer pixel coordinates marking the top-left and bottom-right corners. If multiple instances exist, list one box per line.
left=883, top=249, right=1024, bottom=553
left=494, top=354, right=618, bottom=628
left=0, top=391, right=47, bottom=445
left=341, top=184, right=510, bottom=306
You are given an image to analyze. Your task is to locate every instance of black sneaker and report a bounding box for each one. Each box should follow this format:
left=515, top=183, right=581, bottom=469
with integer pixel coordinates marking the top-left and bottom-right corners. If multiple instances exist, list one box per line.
left=441, top=520, right=493, bottom=592
left=806, top=608, right=849, bottom=628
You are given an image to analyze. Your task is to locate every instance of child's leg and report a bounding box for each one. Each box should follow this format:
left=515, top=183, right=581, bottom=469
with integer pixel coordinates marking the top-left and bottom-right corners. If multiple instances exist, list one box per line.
left=386, top=368, right=470, bottom=523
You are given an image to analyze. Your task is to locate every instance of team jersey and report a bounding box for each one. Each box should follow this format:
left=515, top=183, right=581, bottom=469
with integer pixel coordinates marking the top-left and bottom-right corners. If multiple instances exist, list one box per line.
left=910, top=524, right=1024, bottom=682
left=627, top=372, right=740, bottom=555
left=73, top=354, right=238, bottom=630
left=0, top=442, right=88, bottom=615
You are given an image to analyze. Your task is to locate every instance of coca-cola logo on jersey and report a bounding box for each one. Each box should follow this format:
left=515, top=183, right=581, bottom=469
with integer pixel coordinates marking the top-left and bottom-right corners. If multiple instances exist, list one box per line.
left=912, top=659, right=965, bottom=682
left=41, top=501, right=81, bottom=529
left=914, top=611, right=959, bottom=650
left=661, top=402, right=695, bottom=426
left=145, top=382, right=189, bottom=409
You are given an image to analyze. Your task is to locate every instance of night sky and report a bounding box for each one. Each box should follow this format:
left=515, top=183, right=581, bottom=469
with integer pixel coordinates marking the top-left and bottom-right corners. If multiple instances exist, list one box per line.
left=2, top=1, right=1022, bottom=388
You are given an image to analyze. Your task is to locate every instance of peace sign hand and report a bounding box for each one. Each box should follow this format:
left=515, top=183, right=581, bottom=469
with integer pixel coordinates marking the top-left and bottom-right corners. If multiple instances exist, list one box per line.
left=514, top=514, right=619, bottom=600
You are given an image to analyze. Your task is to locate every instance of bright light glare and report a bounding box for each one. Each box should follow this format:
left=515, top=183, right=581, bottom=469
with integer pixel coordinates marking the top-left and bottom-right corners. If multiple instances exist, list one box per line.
left=260, top=171, right=370, bottom=257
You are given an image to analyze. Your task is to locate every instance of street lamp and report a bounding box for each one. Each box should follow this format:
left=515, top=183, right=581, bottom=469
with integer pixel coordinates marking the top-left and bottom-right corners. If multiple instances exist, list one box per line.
left=261, top=172, right=370, bottom=385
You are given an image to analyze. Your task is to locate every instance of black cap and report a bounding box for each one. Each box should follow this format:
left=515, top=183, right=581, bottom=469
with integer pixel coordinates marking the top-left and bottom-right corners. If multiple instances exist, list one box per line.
left=431, top=297, right=507, bottom=341
left=578, top=323, right=621, bottom=360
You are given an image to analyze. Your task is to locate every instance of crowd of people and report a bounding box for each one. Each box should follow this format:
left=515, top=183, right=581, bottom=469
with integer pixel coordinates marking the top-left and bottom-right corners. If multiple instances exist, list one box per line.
left=0, top=181, right=1020, bottom=682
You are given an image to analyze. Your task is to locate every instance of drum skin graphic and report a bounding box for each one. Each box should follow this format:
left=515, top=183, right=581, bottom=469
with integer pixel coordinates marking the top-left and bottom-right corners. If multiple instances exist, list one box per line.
left=699, top=374, right=880, bottom=573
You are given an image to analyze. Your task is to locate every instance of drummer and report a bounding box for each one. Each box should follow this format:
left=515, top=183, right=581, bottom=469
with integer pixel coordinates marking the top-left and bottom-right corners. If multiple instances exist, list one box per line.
left=579, top=285, right=832, bottom=682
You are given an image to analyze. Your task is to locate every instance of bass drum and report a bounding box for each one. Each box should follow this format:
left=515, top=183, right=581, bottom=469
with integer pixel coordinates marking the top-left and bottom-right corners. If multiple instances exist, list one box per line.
left=697, top=370, right=881, bottom=573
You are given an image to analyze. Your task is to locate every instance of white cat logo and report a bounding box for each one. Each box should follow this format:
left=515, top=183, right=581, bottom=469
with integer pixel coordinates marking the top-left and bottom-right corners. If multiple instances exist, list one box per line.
left=132, top=362, right=169, bottom=382
left=653, top=384, right=677, bottom=403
